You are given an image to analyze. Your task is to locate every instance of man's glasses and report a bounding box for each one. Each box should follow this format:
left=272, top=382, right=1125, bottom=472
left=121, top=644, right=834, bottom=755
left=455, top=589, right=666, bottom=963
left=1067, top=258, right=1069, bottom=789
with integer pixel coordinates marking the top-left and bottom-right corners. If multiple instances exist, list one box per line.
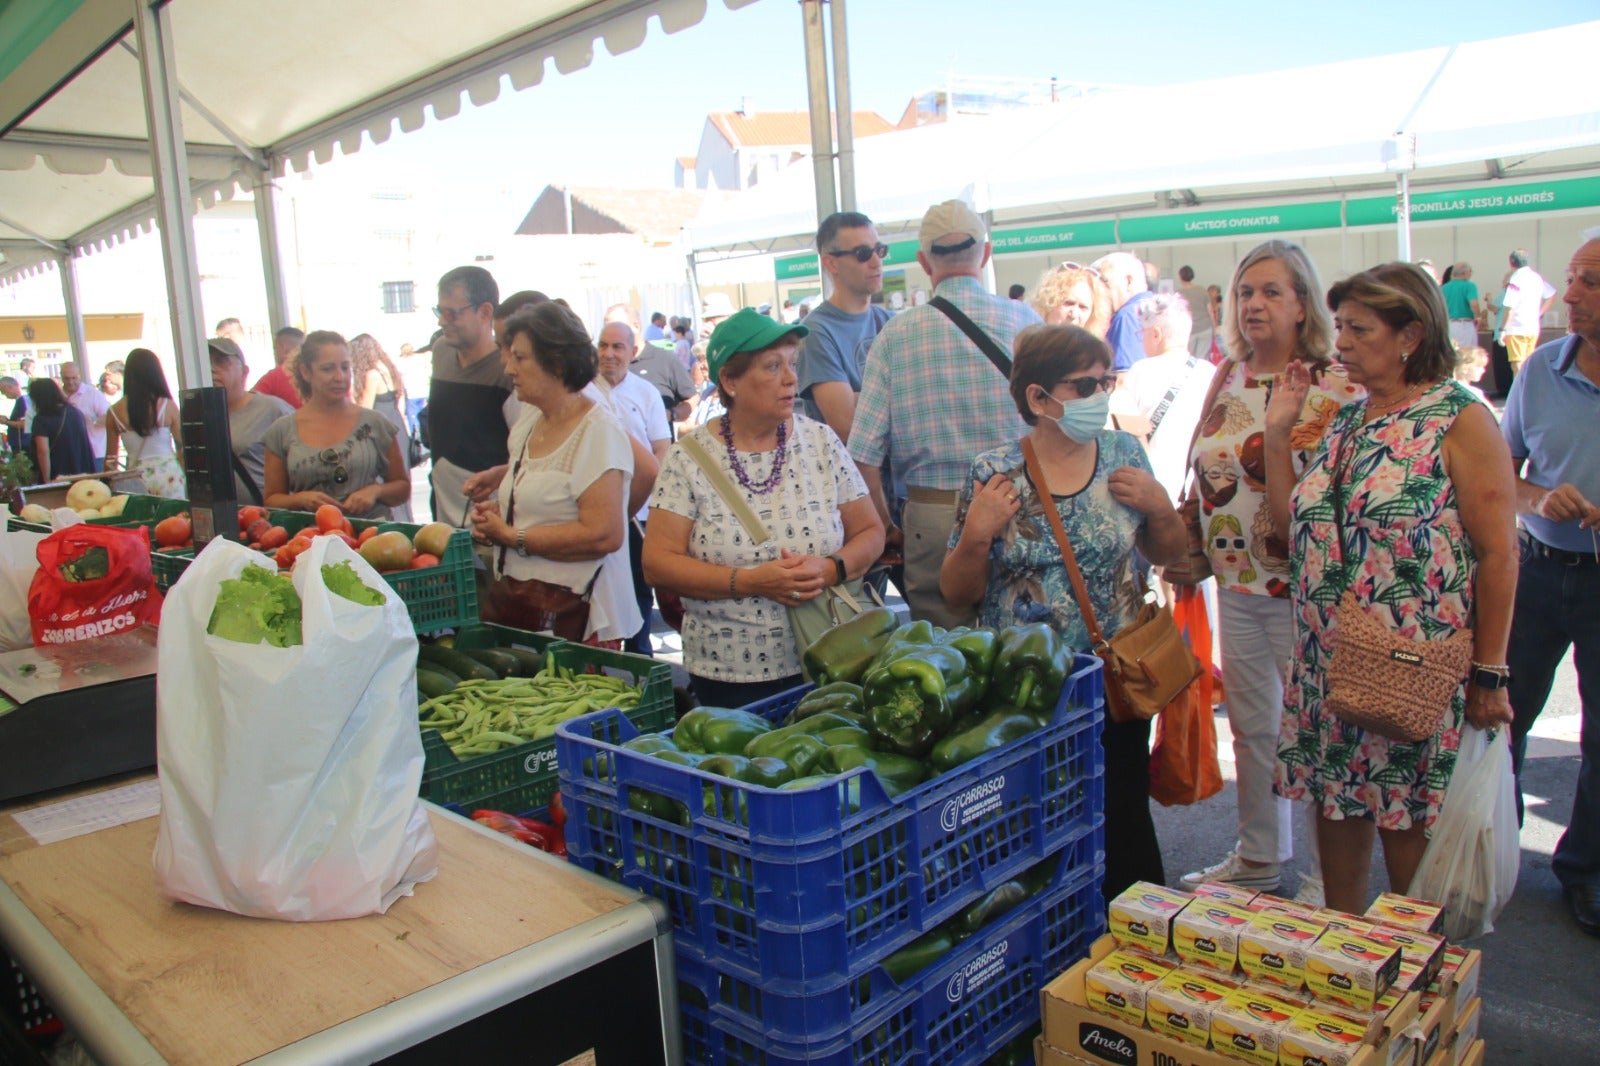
left=433, top=303, right=479, bottom=322
left=1054, top=375, right=1117, bottom=399
left=825, top=243, right=890, bottom=264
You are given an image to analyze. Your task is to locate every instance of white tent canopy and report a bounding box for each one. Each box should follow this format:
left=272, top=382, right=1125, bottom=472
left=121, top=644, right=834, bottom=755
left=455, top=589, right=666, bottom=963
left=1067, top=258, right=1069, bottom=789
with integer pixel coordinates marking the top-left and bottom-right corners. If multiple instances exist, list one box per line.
left=687, top=20, right=1600, bottom=253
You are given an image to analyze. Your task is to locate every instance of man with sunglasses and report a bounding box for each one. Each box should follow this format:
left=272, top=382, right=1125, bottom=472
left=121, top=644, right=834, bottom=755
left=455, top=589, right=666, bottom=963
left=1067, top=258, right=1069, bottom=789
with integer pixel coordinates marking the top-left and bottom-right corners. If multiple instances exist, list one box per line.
left=850, top=199, right=1040, bottom=628
left=427, top=265, right=512, bottom=528
left=799, top=211, right=893, bottom=443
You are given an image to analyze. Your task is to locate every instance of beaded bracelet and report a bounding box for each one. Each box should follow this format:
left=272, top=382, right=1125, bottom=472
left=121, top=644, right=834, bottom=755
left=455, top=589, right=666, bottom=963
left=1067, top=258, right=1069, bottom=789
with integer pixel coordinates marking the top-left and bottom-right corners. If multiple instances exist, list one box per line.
left=729, top=567, right=738, bottom=598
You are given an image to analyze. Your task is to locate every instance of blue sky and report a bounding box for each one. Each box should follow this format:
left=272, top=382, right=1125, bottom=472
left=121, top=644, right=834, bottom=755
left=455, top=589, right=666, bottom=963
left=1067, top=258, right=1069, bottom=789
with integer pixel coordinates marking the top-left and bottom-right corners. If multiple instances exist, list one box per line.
left=344, top=0, right=1597, bottom=193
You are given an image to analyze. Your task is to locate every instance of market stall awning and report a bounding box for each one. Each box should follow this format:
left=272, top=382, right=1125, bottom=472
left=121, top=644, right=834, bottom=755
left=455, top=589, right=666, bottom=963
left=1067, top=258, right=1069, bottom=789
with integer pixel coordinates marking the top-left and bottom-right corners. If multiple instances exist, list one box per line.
left=0, top=0, right=758, bottom=279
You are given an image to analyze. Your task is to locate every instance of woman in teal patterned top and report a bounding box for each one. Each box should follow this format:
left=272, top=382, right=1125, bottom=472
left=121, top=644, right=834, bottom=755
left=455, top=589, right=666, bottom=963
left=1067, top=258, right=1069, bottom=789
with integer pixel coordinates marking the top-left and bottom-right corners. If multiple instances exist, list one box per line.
left=944, top=323, right=1185, bottom=898
left=1264, top=262, right=1517, bottom=915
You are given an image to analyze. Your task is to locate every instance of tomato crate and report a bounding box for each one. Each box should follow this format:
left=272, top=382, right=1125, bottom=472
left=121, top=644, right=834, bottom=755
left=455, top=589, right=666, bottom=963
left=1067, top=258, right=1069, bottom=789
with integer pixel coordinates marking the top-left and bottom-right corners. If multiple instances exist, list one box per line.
left=266, top=509, right=477, bottom=634
left=677, top=861, right=1104, bottom=1065
left=556, top=655, right=1105, bottom=985
left=420, top=627, right=675, bottom=818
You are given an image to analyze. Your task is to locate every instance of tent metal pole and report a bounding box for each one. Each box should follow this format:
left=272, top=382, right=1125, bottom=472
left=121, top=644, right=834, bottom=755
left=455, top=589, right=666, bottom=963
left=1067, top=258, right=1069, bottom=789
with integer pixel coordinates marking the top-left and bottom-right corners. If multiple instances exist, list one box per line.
left=251, top=167, right=291, bottom=332
left=828, top=0, right=856, bottom=213
left=56, top=254, right=89, bottom=375
left=132, top=0, right=207, bottom=393
left=800, top=0, right=837, bottom=231
left=1396, top=172, right=1412, bottom=261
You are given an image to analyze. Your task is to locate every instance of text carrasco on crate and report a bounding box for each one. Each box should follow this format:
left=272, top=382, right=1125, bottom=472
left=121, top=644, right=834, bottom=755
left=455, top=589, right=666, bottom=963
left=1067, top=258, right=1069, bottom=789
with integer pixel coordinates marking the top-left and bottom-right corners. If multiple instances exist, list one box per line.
left=940, top=773, right=1006, bottom=832
left=523, top=748, right=558, bottom=776
left=944, top=939, right=1009, bottom=1002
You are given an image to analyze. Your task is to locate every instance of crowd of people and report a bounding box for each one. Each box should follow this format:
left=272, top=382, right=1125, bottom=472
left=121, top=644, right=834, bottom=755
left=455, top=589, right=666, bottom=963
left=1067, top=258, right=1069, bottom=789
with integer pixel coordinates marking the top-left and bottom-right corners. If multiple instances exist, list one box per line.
left=6, top=201, right=1595, bottom=936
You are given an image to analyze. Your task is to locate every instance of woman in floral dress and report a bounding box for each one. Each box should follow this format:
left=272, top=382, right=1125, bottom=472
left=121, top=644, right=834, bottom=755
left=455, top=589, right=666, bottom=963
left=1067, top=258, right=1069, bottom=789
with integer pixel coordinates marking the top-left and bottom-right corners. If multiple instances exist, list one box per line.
left=1265, top=262, right=1517, bottom=914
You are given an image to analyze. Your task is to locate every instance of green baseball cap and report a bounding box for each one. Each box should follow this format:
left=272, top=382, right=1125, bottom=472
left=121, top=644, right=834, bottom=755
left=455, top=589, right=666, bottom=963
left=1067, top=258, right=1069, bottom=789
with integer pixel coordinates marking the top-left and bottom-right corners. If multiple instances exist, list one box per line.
left=706, top=308, right=809, bottom=386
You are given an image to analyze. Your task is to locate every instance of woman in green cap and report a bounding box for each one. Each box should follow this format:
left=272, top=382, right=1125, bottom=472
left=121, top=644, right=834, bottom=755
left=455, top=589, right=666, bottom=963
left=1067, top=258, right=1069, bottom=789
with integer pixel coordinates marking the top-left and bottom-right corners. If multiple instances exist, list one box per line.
left=645, top=308, right=885, bottom=707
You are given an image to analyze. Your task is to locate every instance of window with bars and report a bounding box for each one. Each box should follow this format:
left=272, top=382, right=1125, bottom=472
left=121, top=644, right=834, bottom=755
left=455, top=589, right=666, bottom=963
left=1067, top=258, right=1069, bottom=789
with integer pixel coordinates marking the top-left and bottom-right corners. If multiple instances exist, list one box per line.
left=381, top=281, right=415, bottom=314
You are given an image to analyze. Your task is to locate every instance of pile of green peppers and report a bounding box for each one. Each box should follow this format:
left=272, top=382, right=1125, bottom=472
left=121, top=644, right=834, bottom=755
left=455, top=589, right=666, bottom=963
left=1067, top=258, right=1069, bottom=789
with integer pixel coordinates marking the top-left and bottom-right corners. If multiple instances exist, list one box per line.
left=878, top=855, right=1060, bottom=984
left=616, top=619, right=1076, bottom=823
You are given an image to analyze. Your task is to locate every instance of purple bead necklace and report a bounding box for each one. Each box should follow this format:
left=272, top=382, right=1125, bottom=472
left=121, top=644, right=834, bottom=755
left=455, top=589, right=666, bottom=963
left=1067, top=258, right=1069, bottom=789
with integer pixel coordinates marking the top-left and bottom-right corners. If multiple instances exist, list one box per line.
left=719, top=415, right=788, bottom=495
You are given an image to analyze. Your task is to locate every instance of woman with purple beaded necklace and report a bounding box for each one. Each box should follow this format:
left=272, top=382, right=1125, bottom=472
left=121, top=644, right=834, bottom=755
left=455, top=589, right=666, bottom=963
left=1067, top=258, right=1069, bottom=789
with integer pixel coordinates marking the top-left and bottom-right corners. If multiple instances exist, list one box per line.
left=645, top=309, right=885, bottom=708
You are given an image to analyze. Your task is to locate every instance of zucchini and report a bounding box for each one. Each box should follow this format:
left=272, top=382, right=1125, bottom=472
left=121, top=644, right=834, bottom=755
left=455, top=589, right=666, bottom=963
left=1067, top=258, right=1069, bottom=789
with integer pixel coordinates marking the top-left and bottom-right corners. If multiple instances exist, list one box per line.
left=417, top=667, right=461, bottom=700
left=499, top=646, right=548, bottom=677
left=460, top=647, right=522, bottom=679
left=418, top=644, right=498, bottom=682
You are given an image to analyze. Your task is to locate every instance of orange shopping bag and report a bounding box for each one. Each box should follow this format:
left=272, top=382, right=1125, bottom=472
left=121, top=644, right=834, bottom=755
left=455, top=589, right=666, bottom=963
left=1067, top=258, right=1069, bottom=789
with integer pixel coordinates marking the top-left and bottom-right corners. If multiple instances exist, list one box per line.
left=1149, top=584, right=1223, bottom=807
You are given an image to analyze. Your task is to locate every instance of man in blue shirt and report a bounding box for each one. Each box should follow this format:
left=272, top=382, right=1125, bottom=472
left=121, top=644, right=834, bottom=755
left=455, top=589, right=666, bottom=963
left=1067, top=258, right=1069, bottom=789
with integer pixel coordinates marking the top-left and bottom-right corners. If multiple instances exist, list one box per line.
left=1502, top=229, right=1600, bottom=938
left=798, top=211, right=893, bottom=439
left=1093, top=252, right=1154, bottom=373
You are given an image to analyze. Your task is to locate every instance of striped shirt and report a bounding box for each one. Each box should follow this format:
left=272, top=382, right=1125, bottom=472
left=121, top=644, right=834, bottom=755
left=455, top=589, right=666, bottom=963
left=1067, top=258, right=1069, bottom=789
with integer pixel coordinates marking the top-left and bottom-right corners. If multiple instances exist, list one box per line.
left=849, top=275, right=1040, bottom=490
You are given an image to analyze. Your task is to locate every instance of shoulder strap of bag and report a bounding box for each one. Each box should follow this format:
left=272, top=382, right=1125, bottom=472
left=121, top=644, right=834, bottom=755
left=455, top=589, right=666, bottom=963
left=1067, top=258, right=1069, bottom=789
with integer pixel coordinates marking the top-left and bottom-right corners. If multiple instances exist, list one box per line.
left=1021, top=436, right=1108, bottom=651
left=678, top=431, right=771, bottom=545
left=930, top=296, right=1012, bottom=378
left=230, top=452, right=264, bottom=506
left=1176, top=358, right=1236, bottom=500
left=1146, top=357, right=1200, bottom=440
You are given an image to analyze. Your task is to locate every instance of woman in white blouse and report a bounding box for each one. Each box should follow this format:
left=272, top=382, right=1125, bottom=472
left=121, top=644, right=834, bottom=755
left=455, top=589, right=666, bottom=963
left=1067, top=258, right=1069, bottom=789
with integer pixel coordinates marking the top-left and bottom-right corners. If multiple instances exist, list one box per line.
left=645, top=310, right=884, bottom=707
left=469, top=303, right=639, bottom=647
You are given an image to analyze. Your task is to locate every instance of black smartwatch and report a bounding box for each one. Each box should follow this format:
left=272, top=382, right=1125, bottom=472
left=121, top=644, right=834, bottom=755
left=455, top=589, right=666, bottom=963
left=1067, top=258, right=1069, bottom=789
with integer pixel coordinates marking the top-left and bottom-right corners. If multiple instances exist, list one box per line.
left=1469, top=663, right=1511, bottom=690
left=829, top=555, right=847, bottom=586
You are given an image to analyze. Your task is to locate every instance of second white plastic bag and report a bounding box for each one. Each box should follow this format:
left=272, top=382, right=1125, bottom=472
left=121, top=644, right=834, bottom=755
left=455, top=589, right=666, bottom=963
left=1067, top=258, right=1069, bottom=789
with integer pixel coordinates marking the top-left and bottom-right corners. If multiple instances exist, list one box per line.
left=153, top=535, right=437, bottom=921
left=1412, top=725, right=1519, bottom=940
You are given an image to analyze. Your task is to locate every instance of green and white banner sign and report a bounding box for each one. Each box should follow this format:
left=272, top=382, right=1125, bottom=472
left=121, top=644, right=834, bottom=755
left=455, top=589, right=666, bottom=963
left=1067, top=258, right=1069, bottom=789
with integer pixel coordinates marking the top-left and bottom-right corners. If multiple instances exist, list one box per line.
left=990, top=220, right=1117, bottom=253
left=1119, top=201, right=1343, bottom=243
left=1345, top=175, right=1600, bottom=227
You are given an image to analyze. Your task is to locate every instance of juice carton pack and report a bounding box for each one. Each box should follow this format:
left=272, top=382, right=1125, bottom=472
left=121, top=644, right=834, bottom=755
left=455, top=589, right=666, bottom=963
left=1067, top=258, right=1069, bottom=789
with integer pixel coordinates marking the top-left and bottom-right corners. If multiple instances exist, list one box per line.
left=1173, top=900, right=1256, bottom=973
left=1365, top=925, right=1445, bottom=986
left=1250, top=893, right=1317, bottom=920
left=1305, top=929, right=1402, bottom=1011
left=1365, top=892, right=1444, bottom=933
left=1145, top=966, right=1239, bottom=1048
left=1209, top=986, right=1304, bottom=1066
left=1238, top=910, right=1327, bottom=990
left=1278, top=1005, right=1374, bottom=1066
left=1242, top=976, right=1313, bottom=1004
left=1083, top=948, right=1176, bottom=1028
left=1191, top=881, right=1260, bottom=908
left=1312, top=909, right=1379, bottom=937
left=1108, top=881, right=1191, bottom=956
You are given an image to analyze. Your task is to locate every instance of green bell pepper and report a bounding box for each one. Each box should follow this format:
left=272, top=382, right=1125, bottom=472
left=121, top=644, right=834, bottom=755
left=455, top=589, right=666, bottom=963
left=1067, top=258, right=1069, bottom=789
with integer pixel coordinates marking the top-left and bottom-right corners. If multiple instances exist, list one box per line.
left=673, top=706, right=773, bottom=754
left=745, top=711, right=871, bottom=760
left=953, top=879, right=1029, bottom=937
left=787, top=681, right=865, bottom=723
left=751, top=733, right=832, bottom=778
left=866, top=620, right=941, bottom=674
left=862, top=643, right=970, bottom=757
left=821, top=744, right=927, bottom=798
left=881, top=926, right=957, bottom=984
left=698, top=753, right=796, bottom=789
left=941, top=627, right=1000, bottom=697
left=801, top=606, right=900, bottom=685
left=927, top=707, right=1042, bottom=774
left=989, top=623, right=1072, bottom=721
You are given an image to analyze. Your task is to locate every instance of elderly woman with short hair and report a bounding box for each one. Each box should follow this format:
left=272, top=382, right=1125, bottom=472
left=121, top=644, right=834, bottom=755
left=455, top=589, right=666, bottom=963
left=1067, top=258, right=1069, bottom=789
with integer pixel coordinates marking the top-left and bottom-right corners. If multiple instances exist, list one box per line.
left=645, top=309, right=884, bottom=708
left=942, top=323, right=1184, bottom=899
left=1031, top=263, right=1113, bottom=336
left=1109, top=292, right=1218, bottom=505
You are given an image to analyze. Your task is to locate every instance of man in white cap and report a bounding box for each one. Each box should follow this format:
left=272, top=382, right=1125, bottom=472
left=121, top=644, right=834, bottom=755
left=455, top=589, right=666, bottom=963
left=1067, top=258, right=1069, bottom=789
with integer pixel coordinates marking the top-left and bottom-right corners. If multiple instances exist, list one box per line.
left=849, top=199, right=1041, bottom=627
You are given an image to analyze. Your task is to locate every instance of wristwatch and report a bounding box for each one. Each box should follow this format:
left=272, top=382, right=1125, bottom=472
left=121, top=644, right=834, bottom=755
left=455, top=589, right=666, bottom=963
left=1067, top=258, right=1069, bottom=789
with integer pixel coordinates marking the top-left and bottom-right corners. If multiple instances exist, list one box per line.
left=515, top=527, right=529, bottom=557
left=829, top=555, right=847, bottom=586
left=1469, top=662, right=1511, bottom=690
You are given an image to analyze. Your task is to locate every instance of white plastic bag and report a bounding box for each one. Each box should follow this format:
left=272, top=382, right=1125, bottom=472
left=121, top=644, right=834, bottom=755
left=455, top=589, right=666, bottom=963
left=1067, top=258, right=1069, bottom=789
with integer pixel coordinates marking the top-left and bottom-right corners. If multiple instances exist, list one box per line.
left=0, top=530, right=45, bottom=651
left=153, top=536, right=438, bottom=921
left=1411, top=725, right=1520, bottom=940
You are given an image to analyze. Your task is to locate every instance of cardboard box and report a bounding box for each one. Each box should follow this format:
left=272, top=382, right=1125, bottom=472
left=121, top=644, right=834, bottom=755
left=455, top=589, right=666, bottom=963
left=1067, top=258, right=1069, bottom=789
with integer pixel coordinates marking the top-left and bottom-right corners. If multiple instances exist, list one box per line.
left=1209, top=987, right=1302, bottom=1065
left=1433, top=947, right=1480, bottom=1020
left=1305, top=929, right=1402, bottom=1011
left=1458, top=1038, right=1485, bottom=1066
left=1451, top=998, right=1480, bottom=1066
left=1279, top=1005, right=1376, bottom=1066
left=1109, top=882, right=1193, bottom=956
left=1147, top=966, right=1239, bottom=1047
left=1411, top=991, right=1452, bottom=1066
left=1173, top=900, right=1256, bottom=973
left=1084, top=948, right=1177, bottom=1028
left=1040, top=940, right=1384, bottom=1066
left=1192, top=882, right=1260, bottom=908
left=1365, top=893, right=1444, bottom=934
left=1237, top=910, right=1326, bottom=990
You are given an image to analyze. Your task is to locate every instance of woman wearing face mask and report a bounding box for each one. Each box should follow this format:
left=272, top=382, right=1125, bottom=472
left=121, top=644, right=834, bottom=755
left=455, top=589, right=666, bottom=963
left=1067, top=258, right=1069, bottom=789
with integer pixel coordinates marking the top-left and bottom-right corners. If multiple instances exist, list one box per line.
left=942, top=323, right=1185, bottom=898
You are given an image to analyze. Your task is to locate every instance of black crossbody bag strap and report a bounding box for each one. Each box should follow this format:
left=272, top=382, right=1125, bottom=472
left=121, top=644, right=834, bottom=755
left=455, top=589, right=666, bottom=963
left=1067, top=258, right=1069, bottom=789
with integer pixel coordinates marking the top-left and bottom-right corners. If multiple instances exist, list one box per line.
left=230, top=453, right=264, bottom=506
left=930, top=296, right=1012, bottom=377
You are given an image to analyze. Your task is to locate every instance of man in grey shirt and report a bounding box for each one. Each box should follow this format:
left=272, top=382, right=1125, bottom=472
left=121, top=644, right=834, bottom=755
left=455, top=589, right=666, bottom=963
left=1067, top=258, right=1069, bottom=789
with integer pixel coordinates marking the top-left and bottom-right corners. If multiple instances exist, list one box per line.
left=211, top=338, right=292, bottom=505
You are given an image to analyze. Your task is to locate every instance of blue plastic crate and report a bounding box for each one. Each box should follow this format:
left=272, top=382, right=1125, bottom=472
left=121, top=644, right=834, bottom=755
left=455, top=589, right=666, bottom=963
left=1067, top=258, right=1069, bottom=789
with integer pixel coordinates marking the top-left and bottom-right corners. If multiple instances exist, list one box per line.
left=557, top=655, right=1105, bottom=985
left=677, top=861, right=1107, bottom=1066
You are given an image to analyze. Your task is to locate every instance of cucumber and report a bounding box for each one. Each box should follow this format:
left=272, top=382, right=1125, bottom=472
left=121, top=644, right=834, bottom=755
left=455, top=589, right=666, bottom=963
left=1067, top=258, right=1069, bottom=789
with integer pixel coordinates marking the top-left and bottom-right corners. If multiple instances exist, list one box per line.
left=460, top=647, right=522, bottom=679
left=499, top=646, right=548, bottom=677
left=418, top=644, right=498, bottom=682
left=417, top=667, right=461, bottom=700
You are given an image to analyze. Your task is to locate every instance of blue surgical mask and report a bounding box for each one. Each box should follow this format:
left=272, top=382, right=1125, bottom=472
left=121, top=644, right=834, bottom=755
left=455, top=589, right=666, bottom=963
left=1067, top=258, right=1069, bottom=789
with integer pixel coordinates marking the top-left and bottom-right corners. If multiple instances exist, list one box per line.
left=1042, top=389, right=1110, bottom=444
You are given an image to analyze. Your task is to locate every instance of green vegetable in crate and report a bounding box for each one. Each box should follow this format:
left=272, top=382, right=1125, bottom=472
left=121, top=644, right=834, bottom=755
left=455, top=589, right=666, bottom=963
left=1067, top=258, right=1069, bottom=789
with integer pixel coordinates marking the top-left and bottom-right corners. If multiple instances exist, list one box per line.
left=207, top=565, right=303, bottom=647
left=748, top=733, right=830, bottom=778
left=865, top=619, right=940, bottom=673
left=941, top=626, right=1001, bottom=696
left=697, top=754, right=794, bottom=789
left=880, top=926, right=957, bottom=984
left=321, top=561, right=384, bottom=605
left=988, top=623, right=1071, bottom=721
left=743, top=711, right=870, bottom=759
left=819, top=744, right=926, bottom=798
left=418, top=643, right=500, bottom=683
left=416, top=667, right=461, bottom=700
left=927, top=706, right=1043, bottom=774
left=460, top=647, right=526, bottom=679
left=785, top=681, right=864, bottom=723
left=952, top=879, right=1030, bottom=938
left=862, top=642, right=972, bottom=757
left=418, top=665, right=644, bottom=757
left=800, top=606, right=899, bottom=685
left=671, top=706, right=771, bottom=755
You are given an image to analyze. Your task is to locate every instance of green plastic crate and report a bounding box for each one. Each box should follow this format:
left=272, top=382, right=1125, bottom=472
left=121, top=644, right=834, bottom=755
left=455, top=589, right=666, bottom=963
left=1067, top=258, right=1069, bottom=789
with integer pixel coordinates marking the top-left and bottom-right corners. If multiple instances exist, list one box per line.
left=419, top=625, right=674, bottom=817
left=265, top=509, right=478, bottom=634
left=6, top=493, right=187, bottom=534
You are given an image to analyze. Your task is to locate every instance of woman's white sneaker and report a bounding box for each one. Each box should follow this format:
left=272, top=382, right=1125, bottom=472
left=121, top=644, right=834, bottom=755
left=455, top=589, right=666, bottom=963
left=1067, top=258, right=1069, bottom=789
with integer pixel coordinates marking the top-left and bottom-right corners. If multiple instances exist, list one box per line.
left=1178, top=850, right=1282, bottom=892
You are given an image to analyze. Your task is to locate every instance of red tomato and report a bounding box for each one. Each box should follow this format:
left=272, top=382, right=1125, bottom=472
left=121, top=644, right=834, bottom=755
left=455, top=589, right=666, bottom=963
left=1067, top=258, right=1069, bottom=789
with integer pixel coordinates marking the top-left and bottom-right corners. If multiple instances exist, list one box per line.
left=238, top=505, right=268, bottom=530
left=245, top=518, right=272, bottom=542
left=357, top=525, right=380, bottom=545
left=339, top=516, right=355, bottom=537
left=315, top=503, right=343, bottom=533
left=153, top=515, right=192, bottom=548
left=333, top=531, right=360, bottom=549
left=258, top=526, right=289, bottom=550
left=409, top=552, right=440, bottom=569
left=274, top=546, right=295, bottom=568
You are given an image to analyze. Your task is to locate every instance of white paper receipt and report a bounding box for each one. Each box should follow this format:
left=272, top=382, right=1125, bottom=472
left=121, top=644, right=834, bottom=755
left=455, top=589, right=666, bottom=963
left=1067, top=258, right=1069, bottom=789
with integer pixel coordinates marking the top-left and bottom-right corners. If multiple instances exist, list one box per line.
left=13, top=779, right=162, bottom=846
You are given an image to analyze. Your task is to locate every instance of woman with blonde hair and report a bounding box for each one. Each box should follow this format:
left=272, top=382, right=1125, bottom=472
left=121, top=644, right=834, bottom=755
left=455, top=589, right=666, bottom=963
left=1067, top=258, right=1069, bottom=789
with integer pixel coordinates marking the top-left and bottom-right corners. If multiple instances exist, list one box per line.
left=1030, top=262, right=1113, bottom=336
left=1178, top=240, right=1363, bottom=899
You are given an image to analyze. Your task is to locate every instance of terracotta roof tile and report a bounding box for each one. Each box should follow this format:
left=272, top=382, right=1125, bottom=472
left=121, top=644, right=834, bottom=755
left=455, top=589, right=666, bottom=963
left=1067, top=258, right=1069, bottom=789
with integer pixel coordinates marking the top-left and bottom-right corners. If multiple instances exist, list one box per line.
left=707, top=109, right=894, bottom=147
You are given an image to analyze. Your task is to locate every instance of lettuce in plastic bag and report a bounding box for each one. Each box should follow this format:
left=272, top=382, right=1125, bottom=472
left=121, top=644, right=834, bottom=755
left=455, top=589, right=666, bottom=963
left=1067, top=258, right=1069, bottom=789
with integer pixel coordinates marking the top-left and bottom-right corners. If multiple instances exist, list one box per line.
left=206, top=565, right=302, bottom=647
left=322, top=561, right=385, bottom=606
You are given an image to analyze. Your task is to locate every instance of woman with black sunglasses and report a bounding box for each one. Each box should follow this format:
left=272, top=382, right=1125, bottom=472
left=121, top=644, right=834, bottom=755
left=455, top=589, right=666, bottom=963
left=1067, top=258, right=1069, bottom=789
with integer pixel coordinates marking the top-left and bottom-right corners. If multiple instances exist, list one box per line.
left=261, top=330, right=410, bottom=519
left=942, top=323, right=1184, bottom=899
